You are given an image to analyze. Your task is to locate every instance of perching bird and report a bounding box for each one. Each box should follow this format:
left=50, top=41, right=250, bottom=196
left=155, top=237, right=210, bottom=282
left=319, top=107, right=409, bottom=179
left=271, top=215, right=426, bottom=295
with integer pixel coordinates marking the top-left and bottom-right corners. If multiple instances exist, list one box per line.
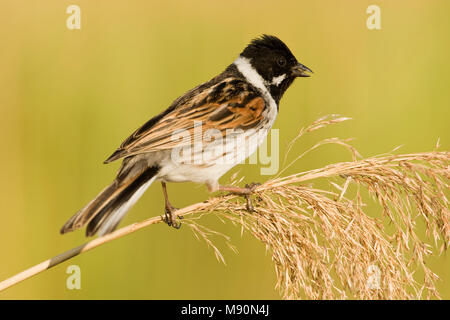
left=60, top=35, right=312, bottom=237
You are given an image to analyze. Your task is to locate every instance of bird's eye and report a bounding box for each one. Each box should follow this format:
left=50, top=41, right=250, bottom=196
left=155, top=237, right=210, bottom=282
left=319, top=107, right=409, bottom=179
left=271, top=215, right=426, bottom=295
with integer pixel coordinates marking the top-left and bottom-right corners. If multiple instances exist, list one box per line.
left=277, top=57, right=286, bottom=67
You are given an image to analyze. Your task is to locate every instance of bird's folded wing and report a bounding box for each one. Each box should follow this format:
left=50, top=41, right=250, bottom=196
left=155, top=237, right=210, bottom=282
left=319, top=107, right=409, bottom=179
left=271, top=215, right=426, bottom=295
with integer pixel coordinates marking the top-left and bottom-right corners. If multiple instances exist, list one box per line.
left=104, top=78, right=266, bottom=163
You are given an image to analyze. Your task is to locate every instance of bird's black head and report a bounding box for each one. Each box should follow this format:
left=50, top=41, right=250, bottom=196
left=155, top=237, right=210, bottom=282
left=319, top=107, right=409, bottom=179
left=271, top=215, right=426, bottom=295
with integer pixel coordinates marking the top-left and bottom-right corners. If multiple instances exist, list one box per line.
left=239, top=35, right=312, bottom=103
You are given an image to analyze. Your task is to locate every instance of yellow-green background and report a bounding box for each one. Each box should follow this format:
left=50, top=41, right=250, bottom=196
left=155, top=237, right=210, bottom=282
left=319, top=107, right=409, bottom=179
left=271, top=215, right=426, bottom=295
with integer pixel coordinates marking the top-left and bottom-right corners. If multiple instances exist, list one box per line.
left=0, top=0, right=448, bottom=299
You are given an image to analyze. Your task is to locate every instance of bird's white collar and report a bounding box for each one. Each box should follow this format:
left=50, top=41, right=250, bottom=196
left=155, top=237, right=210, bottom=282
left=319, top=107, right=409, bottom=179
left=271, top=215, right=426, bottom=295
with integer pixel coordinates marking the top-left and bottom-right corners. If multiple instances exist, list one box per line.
left=233, top=55, right=278, bottom=118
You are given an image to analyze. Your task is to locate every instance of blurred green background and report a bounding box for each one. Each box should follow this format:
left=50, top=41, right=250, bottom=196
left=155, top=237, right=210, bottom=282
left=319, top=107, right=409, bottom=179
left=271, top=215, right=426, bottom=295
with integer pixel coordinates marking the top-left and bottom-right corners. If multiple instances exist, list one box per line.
left=0, top=0, right=448, bottom=299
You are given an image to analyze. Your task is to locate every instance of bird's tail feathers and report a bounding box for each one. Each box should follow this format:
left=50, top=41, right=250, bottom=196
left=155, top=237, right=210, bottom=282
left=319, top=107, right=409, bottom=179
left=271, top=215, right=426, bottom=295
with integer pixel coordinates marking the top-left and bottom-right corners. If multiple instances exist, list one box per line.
left=60, top=166, right=159, bottom=237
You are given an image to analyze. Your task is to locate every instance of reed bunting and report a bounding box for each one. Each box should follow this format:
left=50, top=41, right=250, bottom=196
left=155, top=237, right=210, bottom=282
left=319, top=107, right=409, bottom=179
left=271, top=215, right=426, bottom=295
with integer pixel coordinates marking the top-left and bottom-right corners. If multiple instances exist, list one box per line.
left=60, top=35, right=312, bottom=236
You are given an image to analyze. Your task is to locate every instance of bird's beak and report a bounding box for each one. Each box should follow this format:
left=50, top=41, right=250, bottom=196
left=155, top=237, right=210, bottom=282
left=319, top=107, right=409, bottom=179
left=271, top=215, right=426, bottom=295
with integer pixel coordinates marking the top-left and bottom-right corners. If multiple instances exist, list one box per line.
left=291, top=63, right=313, bottom=77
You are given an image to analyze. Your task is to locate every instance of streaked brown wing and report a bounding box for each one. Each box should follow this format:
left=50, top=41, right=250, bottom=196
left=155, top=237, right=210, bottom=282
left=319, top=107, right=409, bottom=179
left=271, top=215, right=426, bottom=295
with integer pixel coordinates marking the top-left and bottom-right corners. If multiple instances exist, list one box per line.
left=104, top=78, right=266, bottom=163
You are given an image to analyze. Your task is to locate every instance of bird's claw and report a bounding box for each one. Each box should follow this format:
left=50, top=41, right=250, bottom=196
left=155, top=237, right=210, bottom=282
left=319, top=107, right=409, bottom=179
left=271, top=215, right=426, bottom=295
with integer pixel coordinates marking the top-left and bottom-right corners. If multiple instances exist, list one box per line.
left=244, top=182, right=261, bottom=212
left=162, top=205, right=182, bottom=229
left=245, top=182, right=261, bottom=192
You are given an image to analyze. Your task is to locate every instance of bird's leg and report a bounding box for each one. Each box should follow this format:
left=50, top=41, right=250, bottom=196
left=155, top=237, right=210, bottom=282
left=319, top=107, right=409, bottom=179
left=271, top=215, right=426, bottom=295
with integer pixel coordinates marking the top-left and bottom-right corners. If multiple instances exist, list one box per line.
left=219, top=182, right=261, bottom=212
left=161, top=181, right=181, bottom=229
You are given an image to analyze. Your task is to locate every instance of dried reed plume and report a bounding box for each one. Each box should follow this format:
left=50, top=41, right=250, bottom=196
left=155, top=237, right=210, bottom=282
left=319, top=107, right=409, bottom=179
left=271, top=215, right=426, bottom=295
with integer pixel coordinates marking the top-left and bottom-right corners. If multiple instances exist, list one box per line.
left=183, top=115, right=449, bottom=299
left=0, top=116, right=448, bottom=299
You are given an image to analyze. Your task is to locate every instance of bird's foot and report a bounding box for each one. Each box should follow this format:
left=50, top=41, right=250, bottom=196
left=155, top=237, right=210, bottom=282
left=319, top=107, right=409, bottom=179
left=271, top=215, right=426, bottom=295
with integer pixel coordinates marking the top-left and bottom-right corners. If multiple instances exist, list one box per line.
left=162, top=204, right=182, bottom=229
left=243, top=183, right=261, bottom=212
left=219, top=182, right=261, bottom=212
